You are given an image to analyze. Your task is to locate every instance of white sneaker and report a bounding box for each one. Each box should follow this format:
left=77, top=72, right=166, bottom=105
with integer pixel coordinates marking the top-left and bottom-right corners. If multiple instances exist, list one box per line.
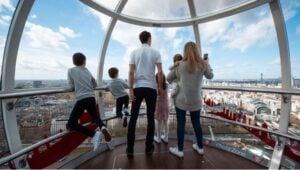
left=169, top=147, right=184, bottom=158
left=92, top=131, right=101, bottom=151
left=161, top=135, right=168, bottom=143
left=192, top=144, right=204, bottom=155
left=154, top=136, right=161, bottom=143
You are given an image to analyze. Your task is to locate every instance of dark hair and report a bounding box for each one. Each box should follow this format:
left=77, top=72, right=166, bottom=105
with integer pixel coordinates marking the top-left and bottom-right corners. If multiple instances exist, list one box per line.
left=108, top=67, right=118, bottom=78
left=139, top=31, right=151, bottom=44
left=73, top=52, right=86, bottom=66
left=173, top=53, right=183, bottom=63
left=156, top=73, right=167, bottom=90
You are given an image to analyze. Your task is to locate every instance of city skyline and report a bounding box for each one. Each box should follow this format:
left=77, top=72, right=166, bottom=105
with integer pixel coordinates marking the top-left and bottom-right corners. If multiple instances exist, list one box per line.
left=0, top=0, right=299, bottom=80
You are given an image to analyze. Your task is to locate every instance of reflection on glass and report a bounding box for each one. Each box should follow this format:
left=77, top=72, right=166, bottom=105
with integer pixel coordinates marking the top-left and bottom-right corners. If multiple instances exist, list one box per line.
left=92, top=0, right=120, bottom=11
left=195, top=0, right=251, bottom=16
left=122, top=0, right=190, bottom=20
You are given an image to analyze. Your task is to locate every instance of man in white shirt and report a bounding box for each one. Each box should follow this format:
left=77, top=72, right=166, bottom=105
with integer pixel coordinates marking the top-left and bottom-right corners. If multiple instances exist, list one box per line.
left=127, top=31, right=164, bottom=156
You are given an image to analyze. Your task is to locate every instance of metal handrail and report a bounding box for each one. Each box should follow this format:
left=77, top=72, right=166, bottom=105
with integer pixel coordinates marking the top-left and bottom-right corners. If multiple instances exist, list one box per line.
left=0, top=87, right=107, bottom=99
left=1, top=112, right=299, bottom=166
left=202, top=114, right=300, bottom=142
left=0, top=86, right=299, bottom=99
left=202, top=86, right=300, bottom=95
left=0, top=114, right=118, bottom=166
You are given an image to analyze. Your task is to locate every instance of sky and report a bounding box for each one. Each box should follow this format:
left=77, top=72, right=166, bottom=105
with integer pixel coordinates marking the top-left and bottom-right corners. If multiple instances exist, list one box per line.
left=0, top=0, right=299, bottom=81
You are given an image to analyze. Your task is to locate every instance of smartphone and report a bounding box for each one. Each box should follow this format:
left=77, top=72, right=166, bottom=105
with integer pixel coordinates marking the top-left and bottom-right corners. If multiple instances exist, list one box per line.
left=203, top=53, right=208, bottom=60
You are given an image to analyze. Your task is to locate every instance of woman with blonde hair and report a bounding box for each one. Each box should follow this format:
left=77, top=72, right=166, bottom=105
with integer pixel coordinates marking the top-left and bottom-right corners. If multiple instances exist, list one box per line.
left=167, top=41, right=213, bottom=157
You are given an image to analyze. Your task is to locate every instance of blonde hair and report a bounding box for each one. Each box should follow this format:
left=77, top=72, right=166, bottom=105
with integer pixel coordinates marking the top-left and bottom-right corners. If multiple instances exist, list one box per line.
left=183, top=41, right=207, bottom=73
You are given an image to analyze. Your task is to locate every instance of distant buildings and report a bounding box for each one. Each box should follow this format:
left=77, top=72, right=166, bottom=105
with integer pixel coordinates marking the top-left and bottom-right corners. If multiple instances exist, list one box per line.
left=33, top=80, right=44, bottom=88
left=293, top=78, right=300, bottom=88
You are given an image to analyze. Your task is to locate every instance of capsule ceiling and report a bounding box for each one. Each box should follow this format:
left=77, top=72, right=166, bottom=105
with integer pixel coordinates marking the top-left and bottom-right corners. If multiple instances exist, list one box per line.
left=94, top=0, right=252, bottom=20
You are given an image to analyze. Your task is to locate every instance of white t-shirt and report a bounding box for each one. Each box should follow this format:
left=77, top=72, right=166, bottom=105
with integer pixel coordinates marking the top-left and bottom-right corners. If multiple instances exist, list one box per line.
left=129, top=44, right=161, bottom=89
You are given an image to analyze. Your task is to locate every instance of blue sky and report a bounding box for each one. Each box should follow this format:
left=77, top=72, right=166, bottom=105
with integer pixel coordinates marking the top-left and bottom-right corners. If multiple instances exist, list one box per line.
left=0, top=0, right=299, bottom=81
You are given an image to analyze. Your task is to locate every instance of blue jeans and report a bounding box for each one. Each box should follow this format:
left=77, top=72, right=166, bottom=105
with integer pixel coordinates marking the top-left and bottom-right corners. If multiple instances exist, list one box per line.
left=175, top=107, right=203, bottom=151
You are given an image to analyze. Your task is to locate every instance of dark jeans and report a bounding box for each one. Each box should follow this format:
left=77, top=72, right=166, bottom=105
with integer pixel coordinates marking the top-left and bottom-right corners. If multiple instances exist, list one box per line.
left=67, top=97, right=105, bottom=137
left=116, top=95, right=129, bottom=118
left=175, top=107, right=203, bottom=151
left=127, top=87, right=157, bottom=151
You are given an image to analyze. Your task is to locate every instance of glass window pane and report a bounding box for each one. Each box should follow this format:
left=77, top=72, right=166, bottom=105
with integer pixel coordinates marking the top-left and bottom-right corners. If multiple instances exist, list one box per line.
left=195, top=0, right=251, bottom=16
left=280, top=0, right=300, bottom=140
left=122, top=0, right=190, bottom=20
left=14, top=0, right=109, bottom=89
left=0, top=0, right=18, bottom=90
left=199, top=4, right=281, bottom=86
left=92, top=0, right=120, bottom=11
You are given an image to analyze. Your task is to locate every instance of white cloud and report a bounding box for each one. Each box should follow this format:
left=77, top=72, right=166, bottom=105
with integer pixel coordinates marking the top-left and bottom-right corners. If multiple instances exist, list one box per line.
left=31, top=14, right=37, bottom=19
left=173, top=38, right=182, bottom=50
left=2, top=15, right=11, bottom=21
left=296, top=26, right=300, bottom=35
left=0, top=19, right=7, bottom=26
left=270, top=58, right=280, bottom=65
left=0, top=15, right=11, bottom=26
left=200, top=6, right=276, bottom=52
left=281, top=0, right=300, bottom=21
left=15, top=46, right=99, bottom=80
left=121, top=0, right=189, bottom=20
left=24, top=23, right=79, bottom=50
left=15, top=47, right=72, bottom=80
left=59, top=26, right=80, bottom=38
left=0, top=0, right=14, bottom=12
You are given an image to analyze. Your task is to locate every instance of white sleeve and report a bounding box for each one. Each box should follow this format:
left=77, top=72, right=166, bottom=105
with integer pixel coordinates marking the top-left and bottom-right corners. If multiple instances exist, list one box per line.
left=156, top=51, right=162, bottom=64
left=129, top=51, right=135, bottom=64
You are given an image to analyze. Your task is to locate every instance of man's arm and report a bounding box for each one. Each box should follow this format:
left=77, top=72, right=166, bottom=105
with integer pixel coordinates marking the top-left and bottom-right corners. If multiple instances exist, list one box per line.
left=156, top=63, right=163, bottom=96
left=128, top=64, right=136, bottom=101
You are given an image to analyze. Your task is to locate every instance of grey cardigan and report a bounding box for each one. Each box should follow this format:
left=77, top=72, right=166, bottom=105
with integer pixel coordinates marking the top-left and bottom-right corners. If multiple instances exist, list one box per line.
left=167, top=61, right=213, bottom=111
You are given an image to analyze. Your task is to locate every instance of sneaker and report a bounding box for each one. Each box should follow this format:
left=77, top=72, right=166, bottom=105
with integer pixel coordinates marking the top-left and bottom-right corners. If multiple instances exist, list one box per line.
left=161, top=136, right=168, bottom=143
left=192, top=144, right=204, bottom=155
left=154, top=136, right=161, bottom=143
left=92, top=131, right=101, bottom=151
left=169, top=147, right=184, bottom=158
left=101, top=127, right=112, bottom=142
left=122, top=116, right=127, bottom=128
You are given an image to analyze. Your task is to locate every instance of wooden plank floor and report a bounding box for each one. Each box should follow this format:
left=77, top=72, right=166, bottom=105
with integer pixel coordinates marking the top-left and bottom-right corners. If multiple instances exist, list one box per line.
left=77, top=139, right=265, bottom=169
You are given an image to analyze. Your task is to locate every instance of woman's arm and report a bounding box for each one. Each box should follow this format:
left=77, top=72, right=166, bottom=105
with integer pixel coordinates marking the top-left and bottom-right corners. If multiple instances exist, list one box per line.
left=204, top=64, right=214, bottom=79
left=167, top=69, right=176, bottom=84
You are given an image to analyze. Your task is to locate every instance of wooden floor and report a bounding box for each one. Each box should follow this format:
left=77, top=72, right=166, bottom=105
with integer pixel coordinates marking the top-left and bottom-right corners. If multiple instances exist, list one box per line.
left=77, top=139, right=265, bottom=169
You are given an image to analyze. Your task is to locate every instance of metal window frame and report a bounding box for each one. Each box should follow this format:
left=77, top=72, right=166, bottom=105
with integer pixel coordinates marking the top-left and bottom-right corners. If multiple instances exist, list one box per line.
left=80, top=0, right=271, bottom=27
left=268, top=0, right=292, bottom=169
left=1, top=0, right=35, bottom=168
